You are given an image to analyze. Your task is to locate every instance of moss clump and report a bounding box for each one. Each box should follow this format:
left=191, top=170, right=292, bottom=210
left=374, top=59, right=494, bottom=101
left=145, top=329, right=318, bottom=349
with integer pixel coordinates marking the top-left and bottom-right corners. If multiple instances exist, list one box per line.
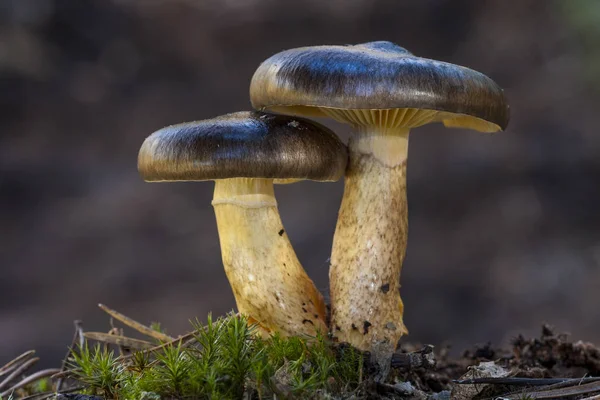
left=69, top=313, right=364, bottom=399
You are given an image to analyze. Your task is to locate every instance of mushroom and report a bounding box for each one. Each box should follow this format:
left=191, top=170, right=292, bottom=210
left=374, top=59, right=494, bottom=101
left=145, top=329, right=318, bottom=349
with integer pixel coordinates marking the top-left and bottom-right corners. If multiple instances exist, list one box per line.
left=138, top=111, right=347, bottom=338
left=250, top=42, right=509, bottom=357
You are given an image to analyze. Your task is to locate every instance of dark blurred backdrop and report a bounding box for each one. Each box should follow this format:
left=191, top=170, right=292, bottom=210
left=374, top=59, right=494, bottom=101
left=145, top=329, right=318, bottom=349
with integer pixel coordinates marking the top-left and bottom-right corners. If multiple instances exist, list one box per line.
left=1, top=0, right=599, bottom=367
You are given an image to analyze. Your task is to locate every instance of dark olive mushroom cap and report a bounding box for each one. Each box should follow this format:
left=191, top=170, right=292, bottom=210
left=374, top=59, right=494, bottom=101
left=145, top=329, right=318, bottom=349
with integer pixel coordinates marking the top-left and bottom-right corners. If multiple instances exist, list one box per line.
left=250, top=41, right=509, bottom=132
left=138, top=111, right=347, bottom=182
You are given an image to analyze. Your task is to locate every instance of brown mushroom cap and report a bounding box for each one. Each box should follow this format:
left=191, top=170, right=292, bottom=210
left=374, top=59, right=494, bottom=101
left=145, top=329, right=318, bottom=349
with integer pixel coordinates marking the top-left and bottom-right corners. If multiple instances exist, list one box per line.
left=250, top=41, right=509, bottom=132
left=138, top=111, right=348, bottom=182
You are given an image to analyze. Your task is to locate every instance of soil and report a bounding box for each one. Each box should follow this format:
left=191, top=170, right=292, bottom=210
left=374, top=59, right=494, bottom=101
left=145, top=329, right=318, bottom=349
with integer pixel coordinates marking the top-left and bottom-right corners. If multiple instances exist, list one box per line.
left=376, top=324, right=600, bottom=399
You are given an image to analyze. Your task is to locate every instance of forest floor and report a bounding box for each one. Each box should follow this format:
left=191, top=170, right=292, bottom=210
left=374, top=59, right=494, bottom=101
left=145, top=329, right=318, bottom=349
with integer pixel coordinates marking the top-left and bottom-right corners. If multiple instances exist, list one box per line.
left=387, top=324, right=600, bottom=399
left=2, top=308, right=599, bottom=400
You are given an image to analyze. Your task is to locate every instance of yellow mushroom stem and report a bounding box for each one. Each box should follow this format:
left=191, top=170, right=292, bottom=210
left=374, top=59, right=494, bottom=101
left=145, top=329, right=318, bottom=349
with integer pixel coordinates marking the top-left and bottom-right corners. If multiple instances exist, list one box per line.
left=329, top=129, right=409, bottom=358
left=324, top=108, right=446, bottom=362
left=212, top=177, right=328, bottom=338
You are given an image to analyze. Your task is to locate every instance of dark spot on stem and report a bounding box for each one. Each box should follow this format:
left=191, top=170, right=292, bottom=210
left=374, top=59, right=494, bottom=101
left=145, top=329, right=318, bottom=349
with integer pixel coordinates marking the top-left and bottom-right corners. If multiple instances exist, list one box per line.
left=380, top=283, right=390, bottom=294
left=274, top=293, right=280, bottom=302
left=351, top=324, right=358, bottom=331
left=302, top=319, right=314, bottom=325
left=363, top=321, right=372, bottom=335
left=278, top=229, right=285, bottom=236
left=335, top=325, right=341, bottom=331
left=302, top=308, right=307, bottom=313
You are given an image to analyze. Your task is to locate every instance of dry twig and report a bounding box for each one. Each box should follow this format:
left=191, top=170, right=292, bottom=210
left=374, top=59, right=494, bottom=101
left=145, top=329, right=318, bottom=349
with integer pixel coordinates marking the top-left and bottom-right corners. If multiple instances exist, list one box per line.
left=0, top=368, right=60, bottom=398
left=498, top=379, right=600, bottom=399
left=0, top=357, right=39, bottom=392
left=98, top=303, right=173, bottom=342
left=56, top=320, right=84, bottom=392
left=0, top=350, right=35, bottom=378
left=117, top=330, right=198, bottom=361
left=391, top=345, right=436, bottom=370
left=83, top=332, right=155, bottom=350
left=455, top=377, right=600, bottom=386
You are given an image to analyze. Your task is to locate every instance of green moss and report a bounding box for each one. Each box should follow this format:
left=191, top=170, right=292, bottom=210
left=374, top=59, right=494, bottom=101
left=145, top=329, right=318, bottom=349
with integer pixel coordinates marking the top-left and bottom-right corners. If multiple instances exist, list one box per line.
left=150, top=321, right=167, bottom=335
left=69, top=313, right=363, bottom=399
left=32, top=377, right=53, bottom=393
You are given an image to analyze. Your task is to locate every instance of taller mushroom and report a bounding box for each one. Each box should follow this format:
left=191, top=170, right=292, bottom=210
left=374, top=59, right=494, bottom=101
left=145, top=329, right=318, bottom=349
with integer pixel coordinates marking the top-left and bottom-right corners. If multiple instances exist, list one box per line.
left=250, top=41, right=509, bottom=358
left=138, top=111, right=347, bottom=338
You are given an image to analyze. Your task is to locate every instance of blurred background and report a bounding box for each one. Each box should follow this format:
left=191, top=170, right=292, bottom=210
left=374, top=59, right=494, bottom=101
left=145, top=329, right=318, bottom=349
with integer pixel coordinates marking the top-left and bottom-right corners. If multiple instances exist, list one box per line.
left=1, top=0, right=599, bottom=368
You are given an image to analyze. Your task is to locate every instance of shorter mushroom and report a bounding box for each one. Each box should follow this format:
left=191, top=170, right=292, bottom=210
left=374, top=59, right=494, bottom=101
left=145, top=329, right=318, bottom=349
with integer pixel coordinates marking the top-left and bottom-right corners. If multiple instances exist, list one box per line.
left=138, top=111, right=347, bottom=338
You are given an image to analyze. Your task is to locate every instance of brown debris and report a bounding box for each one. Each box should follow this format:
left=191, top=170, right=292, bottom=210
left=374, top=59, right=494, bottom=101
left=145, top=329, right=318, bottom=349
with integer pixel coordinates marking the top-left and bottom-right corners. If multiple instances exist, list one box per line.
left=389, top=325, right=600, bottom=396
left=509, top=324, right=600, bottom=377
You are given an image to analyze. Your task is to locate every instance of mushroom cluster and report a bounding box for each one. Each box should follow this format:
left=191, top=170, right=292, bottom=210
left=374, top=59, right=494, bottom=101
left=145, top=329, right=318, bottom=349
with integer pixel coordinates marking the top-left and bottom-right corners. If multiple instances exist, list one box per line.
left=138, top=41, right=509, bottom=365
